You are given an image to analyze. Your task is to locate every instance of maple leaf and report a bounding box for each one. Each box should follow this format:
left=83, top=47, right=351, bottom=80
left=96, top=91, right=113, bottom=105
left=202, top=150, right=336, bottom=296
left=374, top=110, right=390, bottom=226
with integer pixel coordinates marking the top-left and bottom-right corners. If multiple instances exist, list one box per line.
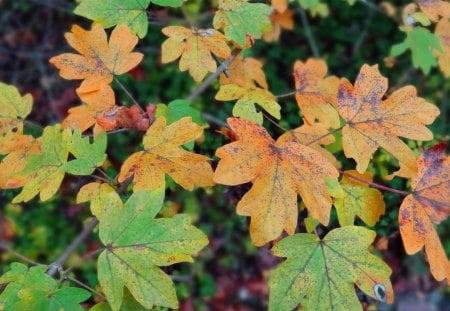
left=435, top=18, right=450, bottom=77
left=12, top=125, right=71, bottom=203
left=118, top=117, right=214, bottom=191
left=293, top=59, right=340, bottom=129
left=213, top=0, right=272, bottom=47
left=338, top=64, right=439, bottom=178
left=215, top=84, right=280, bottom=124
left=277, top=121, right=339, bottom=168
left=398, top=143, right=450, bottom=284
left=0, top=263, right=90, bottom=310
left=269, top=226, right=394, bottom=310
left=390, top=27, right=442, bottom=74
left=417, top=0, right=450, bottom=21
left=0, top=83, right=33, bottom=147
left=97, top=189, right=208, bottom=310
left=263, top=7, right=294, bottom=42
left=50, top=24, right=143, bottom=93
left=214, top=118, right=339, bottom=246
left=161, top=26, right=231, bottom=82
left=334, top=171, right=386, bottom=227
left=272, top=0, right=288, bottom=13
left=219, top=56, right=268, bottom=89
left=0, top=134, right=40, bottom=189
left=296, top=0, right=329, bottom=17
left=62, top=85, right=117, bottom=132
left=96, top=105, right=151, bottom=132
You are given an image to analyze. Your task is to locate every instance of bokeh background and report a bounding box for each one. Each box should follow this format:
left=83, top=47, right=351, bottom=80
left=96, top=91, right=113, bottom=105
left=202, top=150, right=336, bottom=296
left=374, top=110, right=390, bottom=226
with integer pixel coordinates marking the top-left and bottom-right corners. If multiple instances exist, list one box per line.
left=1, top=0, right=449, bottom=310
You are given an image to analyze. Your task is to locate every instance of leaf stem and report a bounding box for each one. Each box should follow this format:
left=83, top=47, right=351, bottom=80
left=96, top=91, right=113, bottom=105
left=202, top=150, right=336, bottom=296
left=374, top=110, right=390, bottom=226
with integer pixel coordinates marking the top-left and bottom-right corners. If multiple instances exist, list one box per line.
left=113, top=77, right=145, bottom=114
left=305, top=125, right=344, bottom=146
left=298, top=8, right=319, bottom=57
left=263, top=112, right=289, bottom=132
left=65, top=275, right=106, bottom=299
left=276, top=90, right=297, bottom=99
left=340, top=171, right=411, bottom=196
left=0, top=242, right=45, bottom=266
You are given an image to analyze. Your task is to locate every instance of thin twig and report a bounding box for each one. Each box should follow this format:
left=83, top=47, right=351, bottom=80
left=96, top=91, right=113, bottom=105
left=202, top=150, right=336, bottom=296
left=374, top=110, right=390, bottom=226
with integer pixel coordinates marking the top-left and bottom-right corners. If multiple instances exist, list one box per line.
left=65, top=275, right=106, bottom=299
left=113, top=77, right=145, bottom=114
left=341, top=171, right=411, bottom=196
left=188, top=49, right=241, bottom=102
left=305, top=125, right=343, bottom=146
left=201, top=112, right=228, bottom=128
left=263, top=112, right=289, bottom=132
left=47, top=218, right=99, bottom=277
left=0, top=242, right=45, bottom=266
left=96, top=167, right=114, bottom=183
left=276, top=90, right=297, bottom=99
left=91, top=174, right=112, bottom=184
left=298, top=9, right=319, bottom=57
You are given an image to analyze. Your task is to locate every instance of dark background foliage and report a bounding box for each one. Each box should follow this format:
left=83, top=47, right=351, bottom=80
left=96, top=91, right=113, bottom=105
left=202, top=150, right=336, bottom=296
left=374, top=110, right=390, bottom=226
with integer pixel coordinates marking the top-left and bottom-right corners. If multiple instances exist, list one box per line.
left=0, top=0, right=449, bottom=310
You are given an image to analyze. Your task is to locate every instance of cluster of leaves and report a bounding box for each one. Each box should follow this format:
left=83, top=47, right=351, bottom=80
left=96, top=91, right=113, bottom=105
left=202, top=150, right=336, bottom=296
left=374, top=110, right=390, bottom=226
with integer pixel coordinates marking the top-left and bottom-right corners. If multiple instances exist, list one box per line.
left=1, top=0, right=449, bottom=310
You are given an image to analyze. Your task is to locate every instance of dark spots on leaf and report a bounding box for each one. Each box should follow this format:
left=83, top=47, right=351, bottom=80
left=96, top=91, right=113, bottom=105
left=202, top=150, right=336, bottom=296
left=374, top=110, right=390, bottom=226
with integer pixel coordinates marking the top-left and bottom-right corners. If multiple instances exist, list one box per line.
left=11, top=127, right=18, bottom=133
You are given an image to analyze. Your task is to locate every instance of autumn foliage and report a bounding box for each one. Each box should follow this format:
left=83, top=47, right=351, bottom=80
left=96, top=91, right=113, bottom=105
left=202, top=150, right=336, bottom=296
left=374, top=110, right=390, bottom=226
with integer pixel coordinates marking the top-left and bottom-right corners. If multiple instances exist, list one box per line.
left=0, top=0, right=449, bottom=310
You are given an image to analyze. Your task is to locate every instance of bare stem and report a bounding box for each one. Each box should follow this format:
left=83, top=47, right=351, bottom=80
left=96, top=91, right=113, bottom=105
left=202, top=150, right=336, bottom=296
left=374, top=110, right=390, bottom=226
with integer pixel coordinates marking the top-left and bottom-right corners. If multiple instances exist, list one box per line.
left=65, top=275, right=106, bottom=299
left=341, top=171, right=411, bottom=196
left=276, top=90, right=297, bottom=99
left=263, top=112, right=289, bottom=132
left=188, top=49, right=241, bottom=102
left=47, top=218, right=99, bottom=277
left=298, top=9, right=319, bottom=57
left=305, top=125, right=343, bottom=146
left=0, top=242, right=45, bottom=266
left=113, top=77, right=145, bottom=114
left=201, top=112, right=228, bottom=128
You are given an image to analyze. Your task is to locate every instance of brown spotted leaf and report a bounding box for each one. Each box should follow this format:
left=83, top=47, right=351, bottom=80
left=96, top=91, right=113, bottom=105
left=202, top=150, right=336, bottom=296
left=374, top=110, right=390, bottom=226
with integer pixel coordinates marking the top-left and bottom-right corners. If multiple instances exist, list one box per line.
left=399, top=143, right=450, bottom=284
left=214, top=118, right=338, bottom=246
left=118, top=117, right=214, bottom=191
left=50, top=24, right=143, bottom=93
left=338, top=64, right=439, bottom=178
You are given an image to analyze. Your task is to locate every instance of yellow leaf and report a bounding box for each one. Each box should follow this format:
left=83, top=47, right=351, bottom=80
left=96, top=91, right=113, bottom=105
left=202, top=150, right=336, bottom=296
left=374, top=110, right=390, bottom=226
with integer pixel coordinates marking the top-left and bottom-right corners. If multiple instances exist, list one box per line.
left=161, top=26, right=231, bottom=82
left=50, top=24, right=143, bottom=93
left=220, top=56, right=268, bottom=89
left=435, top=18, right=450, bottom=77
left=214, top=118, right=339, bottom=246
left=118, top=117, right=214, bottom=191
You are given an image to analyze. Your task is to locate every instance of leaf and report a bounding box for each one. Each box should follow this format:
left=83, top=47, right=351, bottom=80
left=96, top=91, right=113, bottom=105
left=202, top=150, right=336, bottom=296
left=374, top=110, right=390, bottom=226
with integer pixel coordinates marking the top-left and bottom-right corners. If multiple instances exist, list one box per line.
left=219, top=56, right=268, bottom=89
left=293, top=59, right=340, bottom=129
left=337, top=64, right=439, bottom=178
left=96, top=105, right=150, bottom=132
left=263, top=7, right=294, bottom=42
left=215, top=84, right=280, bottom=124
left=65, top=130, right=107, bottom=175
left=155, top=99, right=206, bottom=127
left=97, top=189, right=208, bottom=310
left=278, top=121, right=339, bottom=168
left=50, top=24, right=143, bottom=93
left=390, top=27, right=442, bottom=74
left=118, top=117, right=214, bottom=191
left=334, top=171, right=386, bottom=226
left=161, top=26, right=231, bottom=82
left=74, top=0, right=151, bottom=38
left=398, top=143, right=450, bottom=284
left=296, top=0, right=329, bottom=17
left=417, top=0, right=450, bottom=21
left=0, top=134, right=40, bottom=189
left=0, top=83, right=33, bottom=147
left=269, top=226, right=394, bottom=310
left=90, top=289, right=148, bottom=311
left=62, top=85, right=117, bottom=132
left=272, top=0, right=288, bottom=13
left=213, top=0, right=272, bottom=46
left=12, top=125, right=71, bottom=203
left=435, top=18, right=450, bottom=77
left=214, top=118, right=339, bottom=246
left=0, top=262, right=90, bottom=311
left=77, top=182, right=121, bottom=219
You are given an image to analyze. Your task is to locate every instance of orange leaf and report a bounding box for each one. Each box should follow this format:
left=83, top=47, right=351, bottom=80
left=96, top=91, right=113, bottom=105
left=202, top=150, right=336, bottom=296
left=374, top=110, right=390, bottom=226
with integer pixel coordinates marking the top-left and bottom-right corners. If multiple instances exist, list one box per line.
left=435, top=18, right=450, bottom=77
left=62, top=85, right=117, bottom=132
left=272, top=0, right=288, bottom=13
left=50, top=24, right=143, bottom=93
left=293, top=59, right=341, bottom=129
left=338, top=64, right=439, bottom=178
left=219, top=56, right=268, bottom=89
left=118, top=117, right=214, bottom=191
left=263, top=8, right=294, bottom=42
left=161, top=26, right=231, bottom=82
left=398, top=143, right=450, bottom=284
left=96, top=105, right=150, bottom=132
left=417, top=0, right=450, bottom=21
left=214, top=118, right=339, bottom=246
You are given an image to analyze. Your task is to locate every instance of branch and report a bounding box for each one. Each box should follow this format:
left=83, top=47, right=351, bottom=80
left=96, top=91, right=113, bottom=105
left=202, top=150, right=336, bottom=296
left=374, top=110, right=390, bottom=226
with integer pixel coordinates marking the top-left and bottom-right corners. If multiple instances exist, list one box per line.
left=47, top=217, right=99, bottom=277
left=298, top=9, right=319, bottom=58
left=0, top=242, right=45, bottom=266
left=188, top=49, right=241, bottom=102
left=114, top=77, right=145, bottom=114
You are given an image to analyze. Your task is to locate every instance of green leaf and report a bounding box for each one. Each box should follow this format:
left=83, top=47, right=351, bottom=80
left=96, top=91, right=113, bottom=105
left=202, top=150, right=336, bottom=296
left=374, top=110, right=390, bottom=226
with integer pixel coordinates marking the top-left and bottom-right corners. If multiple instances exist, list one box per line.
left=152, top=0, right=183, bottom=6
left=65, top=130, right=107, bottom=175
left=296, top=0, right=329, bottom=16
left=12, top=124, right=71, bottom=203
left=97, top=189, right=209, bottom=310
left=0, top=263, right=90, bottom=311
left=390, top=27, right=442, bottom=74
left=269, top=226, right=393, bottom=310
left=74, top=0, right=151, bottom=38
left=213, top=0, right=271, bottom=46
